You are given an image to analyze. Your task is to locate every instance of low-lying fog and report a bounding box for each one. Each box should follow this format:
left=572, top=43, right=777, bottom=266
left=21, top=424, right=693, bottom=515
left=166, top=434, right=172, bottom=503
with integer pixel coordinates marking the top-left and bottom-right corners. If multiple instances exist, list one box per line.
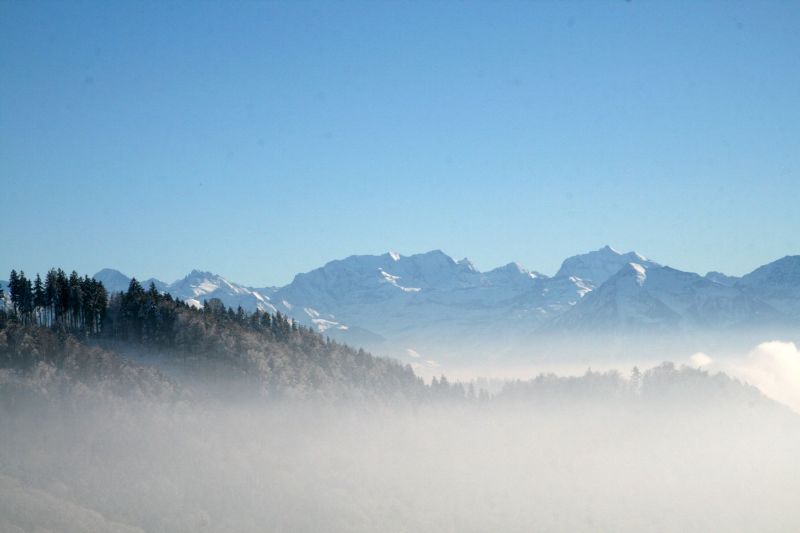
left=3, top=343, right=800, bottom=532
left=410, top=337, right=800, bottom=414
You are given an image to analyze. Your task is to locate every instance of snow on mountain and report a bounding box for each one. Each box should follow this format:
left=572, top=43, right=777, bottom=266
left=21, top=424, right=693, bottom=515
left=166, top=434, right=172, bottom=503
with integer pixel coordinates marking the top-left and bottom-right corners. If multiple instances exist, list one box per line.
left=555, top=245, right=660, bottom=287
left=88, top=247, right=799, bottom=356
left=555, top=263, right=777, bottom=331
left=88, top=248, right=646, bottom=348
left=554, top=263, right=679, bottom=330
left=737, top=255, right=800, bottom=317
left=269, top=250, right=595, bottom=347
left=272, top=251, right=476, bottom=318
left=92, top=268, right=282, bottom=315
left=537, top=275, right=594, bottom=313
left=165, top=270, right=278, bottom=312
left=270, top=251, right=480, bottom=338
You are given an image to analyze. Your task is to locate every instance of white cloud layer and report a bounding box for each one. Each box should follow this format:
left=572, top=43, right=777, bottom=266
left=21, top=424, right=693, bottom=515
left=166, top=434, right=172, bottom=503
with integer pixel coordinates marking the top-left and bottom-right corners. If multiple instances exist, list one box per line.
left=689, top=352, right=713, bottom=368
left=732, top=341, right=800, bottom=413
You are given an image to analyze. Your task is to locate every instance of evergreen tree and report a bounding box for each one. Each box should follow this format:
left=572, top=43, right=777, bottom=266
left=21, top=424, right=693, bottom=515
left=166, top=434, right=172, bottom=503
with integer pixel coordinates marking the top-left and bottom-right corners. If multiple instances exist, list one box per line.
left=1, top=265, right=427, bottom=401
left=56, top=269, right=69, bottom=325
left=12, top=271, right=34, bottom=323
left=0, top=285, right=5, bottom=329
left=8, top=270, right=19, bottom=315
left=33, top=274, right=45, bottom=324
left=43, top=269, right=58, bottom=326
left=68, top=271, right=83, bottom=330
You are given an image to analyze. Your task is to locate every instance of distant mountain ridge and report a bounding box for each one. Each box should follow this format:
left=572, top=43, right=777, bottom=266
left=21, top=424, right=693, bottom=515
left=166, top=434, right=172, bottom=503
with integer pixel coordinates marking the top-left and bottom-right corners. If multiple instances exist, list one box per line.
left=554, top=245, right=660, bottom=286
left=93, top=267, right=283, bottom=316
left=92, top=246, right=800, bottom=360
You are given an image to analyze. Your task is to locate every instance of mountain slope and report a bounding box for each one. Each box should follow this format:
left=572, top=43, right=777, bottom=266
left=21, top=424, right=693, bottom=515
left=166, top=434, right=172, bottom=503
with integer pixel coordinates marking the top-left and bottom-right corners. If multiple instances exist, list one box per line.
left=737, top=255, right=800, bottom=318
left=270, top=250, right=592, bottom=345
left=92, top=247, right=649, bottom=342
left=94, top=269, right=168, bottom=294
left=166, top=270, right=279, bottom=312
left=554, top=245, right=660, bottom=286
left=93, top=269, right=282, bottom=315
left=87, top=247, right=800, bottom=362
left=555, top=263, right=777, bottom=331
left=704, top=271, right=740, bottom=286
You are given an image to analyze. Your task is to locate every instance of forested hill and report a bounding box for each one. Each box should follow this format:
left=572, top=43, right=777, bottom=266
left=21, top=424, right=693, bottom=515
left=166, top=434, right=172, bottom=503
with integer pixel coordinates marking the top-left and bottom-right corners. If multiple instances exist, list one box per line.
left=0, top=269, right=783, bottom=410
left=0, top=269, right=430, bottom=401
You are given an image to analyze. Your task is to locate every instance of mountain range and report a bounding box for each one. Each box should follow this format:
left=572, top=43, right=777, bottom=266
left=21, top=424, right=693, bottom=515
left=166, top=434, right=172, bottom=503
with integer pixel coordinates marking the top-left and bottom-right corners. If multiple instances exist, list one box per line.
left=86, top=246, right=800, bottom=362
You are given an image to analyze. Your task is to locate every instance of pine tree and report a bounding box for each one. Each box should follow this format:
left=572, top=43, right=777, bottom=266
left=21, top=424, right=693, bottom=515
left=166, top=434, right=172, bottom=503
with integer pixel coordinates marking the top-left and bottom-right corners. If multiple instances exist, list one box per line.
left=56, top=269, right=69, bottom=326
left=0, top=285, right=5, bottom=328
left=95, top=281, right=108, bottom=334
left=122, top=278, right=145, bottom=341
left=16, top=271, right=33, bottom=323
left=33, top=274, right=45, bottom=325
left=8, top=270, right=19, bottom=315
left=68, top=271, right=83, bottom=330
left=44, top=269, right=57, bottom=326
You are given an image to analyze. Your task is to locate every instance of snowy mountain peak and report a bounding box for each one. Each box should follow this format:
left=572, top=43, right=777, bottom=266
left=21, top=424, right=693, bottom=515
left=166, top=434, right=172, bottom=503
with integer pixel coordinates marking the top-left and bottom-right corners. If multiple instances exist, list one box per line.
left=555, top=246, right=659, bottom=286
left=555, top=262, right=778, bottom=331
left=170, top=270, right=243, bottom=298
left=90, top=248, right=800, bottom=349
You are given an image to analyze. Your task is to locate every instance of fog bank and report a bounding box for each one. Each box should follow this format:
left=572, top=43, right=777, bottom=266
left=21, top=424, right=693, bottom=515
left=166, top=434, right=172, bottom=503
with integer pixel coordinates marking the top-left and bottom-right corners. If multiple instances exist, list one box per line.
left=2, top=367, right=799, bottom=533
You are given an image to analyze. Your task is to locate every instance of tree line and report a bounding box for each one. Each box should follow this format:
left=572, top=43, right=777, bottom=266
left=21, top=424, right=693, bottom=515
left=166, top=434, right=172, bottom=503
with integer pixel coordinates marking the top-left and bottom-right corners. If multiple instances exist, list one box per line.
left=0, top=269, right=300, bottom=344
left=103, top=277, right=303, bottom=349
left=2, top=268, right=428, bottom=400
left=2, top=269, right=740, bottom=405
left=2, top=269, right=107, bottom=334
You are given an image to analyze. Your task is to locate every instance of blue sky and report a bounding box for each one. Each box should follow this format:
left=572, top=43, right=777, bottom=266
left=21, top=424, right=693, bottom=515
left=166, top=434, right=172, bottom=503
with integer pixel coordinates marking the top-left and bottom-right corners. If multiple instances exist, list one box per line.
left=2, top=1, right=799, bottom=286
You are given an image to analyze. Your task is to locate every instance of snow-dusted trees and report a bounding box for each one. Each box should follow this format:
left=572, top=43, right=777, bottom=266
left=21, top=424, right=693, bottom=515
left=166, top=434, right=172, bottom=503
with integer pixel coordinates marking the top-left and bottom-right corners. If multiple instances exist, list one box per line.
left=97, top=276, right=425, bottom=400
left=1, top=267, right=443, bottom=401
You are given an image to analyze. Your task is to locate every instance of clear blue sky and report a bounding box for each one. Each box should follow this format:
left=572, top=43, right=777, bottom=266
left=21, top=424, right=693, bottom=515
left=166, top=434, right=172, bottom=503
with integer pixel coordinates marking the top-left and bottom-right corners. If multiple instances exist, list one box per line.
left=2, top=1, right=799, bottom=286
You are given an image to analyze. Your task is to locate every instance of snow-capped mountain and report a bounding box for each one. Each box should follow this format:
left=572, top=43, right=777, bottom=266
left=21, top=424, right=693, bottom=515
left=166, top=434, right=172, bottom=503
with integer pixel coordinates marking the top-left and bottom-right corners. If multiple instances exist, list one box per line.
left=269, top=250, right=593, bottom=343
left=92, top=247, right=800, bottom=359
left=165, top=270, right=279, bottom=312
left=555, top=263, right=777, bottom=331
left=554, top=245, right=659, bottom=287
left=94, top=268, right=282, bottom=315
